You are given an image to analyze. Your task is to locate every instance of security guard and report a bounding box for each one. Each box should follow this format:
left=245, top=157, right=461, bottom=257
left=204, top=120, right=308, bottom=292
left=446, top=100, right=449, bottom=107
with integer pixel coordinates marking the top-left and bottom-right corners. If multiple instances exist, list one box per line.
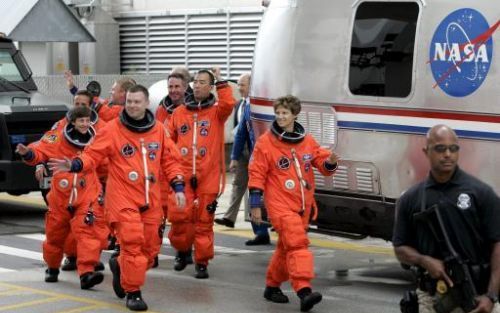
left=393, top=124, right=500, bottom=313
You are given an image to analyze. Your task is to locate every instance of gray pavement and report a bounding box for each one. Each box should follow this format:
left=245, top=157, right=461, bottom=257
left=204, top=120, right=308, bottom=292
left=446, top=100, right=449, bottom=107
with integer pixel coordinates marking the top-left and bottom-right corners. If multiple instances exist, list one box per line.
left=0, top=173, right=408, bottom=313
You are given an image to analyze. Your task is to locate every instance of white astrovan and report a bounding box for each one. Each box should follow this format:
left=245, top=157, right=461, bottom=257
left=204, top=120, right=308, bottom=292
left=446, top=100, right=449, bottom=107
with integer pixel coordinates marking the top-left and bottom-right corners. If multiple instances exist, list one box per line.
left=249, top=0, right=499, bottom=240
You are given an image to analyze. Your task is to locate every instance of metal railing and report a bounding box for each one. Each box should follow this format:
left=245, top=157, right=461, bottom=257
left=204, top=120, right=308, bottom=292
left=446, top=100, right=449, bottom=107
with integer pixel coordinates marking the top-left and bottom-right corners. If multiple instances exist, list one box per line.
left=33, top=74, right=166, bottom=104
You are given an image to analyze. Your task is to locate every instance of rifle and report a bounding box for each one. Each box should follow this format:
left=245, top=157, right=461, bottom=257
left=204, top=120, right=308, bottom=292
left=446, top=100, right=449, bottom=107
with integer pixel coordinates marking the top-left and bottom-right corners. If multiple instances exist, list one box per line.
left=414, top=204, right=478, bottom=313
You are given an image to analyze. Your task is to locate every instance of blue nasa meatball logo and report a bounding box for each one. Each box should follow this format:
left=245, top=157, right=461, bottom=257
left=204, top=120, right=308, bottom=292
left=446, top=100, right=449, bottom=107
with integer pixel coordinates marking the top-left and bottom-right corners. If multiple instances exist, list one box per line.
left=429, top=8, right=495, bottom=97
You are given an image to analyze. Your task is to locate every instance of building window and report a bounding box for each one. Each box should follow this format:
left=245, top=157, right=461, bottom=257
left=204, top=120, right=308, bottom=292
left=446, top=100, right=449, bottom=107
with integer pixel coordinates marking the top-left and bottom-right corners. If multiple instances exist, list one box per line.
left=349, top=2, right=419, bottom=98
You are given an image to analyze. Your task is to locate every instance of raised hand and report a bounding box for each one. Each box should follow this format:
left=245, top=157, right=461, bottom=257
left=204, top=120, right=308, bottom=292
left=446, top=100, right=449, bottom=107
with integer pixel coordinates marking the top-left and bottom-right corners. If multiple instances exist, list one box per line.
left=15, top=143, right=30, bottom=156
left=328, top=150, right=340, bottom=165
left=64, top=70, right=75, bottom=89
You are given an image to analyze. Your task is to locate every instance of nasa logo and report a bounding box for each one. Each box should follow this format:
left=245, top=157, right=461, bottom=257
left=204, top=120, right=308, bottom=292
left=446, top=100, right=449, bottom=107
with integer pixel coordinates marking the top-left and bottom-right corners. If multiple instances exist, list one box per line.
left=429, top=8, right=495, bottom=97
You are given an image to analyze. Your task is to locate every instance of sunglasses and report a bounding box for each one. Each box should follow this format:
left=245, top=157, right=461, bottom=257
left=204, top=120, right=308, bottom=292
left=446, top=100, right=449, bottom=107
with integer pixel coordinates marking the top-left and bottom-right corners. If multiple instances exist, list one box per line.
left=429, top=144, right=460, bottom=153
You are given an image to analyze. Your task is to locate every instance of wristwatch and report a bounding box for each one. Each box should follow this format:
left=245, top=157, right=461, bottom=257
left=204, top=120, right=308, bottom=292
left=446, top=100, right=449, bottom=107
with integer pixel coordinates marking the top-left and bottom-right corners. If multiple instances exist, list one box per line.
left=486, top=291, right=499, bottom=304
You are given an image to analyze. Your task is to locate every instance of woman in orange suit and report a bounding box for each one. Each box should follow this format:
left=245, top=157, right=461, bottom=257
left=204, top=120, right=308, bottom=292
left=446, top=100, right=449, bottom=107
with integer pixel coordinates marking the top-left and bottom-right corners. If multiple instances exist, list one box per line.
left=248, top=95, right=339, bottom=312
left=17, top=106, right=105, bottom=290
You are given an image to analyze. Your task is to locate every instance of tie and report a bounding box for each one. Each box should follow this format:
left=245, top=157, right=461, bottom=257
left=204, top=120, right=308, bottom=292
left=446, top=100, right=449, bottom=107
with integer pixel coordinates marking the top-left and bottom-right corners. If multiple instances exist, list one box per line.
left=234, top=98, right=245, bottom=126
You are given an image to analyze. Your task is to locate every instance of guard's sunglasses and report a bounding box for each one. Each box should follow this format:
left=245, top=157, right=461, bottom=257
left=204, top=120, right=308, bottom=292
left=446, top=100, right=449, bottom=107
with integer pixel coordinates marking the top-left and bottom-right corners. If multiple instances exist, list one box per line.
left=430, top=144, right=460, bottom=153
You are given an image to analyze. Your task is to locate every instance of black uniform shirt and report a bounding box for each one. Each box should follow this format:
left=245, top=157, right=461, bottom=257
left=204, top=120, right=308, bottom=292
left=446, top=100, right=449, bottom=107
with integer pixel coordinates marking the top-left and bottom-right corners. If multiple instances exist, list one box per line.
left=393, top=167, right=500, bottom=265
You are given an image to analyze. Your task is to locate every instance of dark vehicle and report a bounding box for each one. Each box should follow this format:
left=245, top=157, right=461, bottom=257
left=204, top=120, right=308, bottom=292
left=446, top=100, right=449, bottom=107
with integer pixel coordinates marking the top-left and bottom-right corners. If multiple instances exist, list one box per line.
left=0, top=35, right=67, bottom=195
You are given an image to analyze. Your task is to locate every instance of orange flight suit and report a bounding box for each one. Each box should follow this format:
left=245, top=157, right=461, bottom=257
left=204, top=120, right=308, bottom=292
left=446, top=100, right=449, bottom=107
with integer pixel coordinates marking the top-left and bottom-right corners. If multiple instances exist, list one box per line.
left=49, top=117, right=109, bottom=260
left=95, top=100, right=122, bottom=122
left=248, top=130, right=336, bottom=292
left=166, top=82, right=235, bottom=266
left=77, top=117, right=184, bottom=292
left=24, top=130, right=104, bottom=276
left=155, top=97, right=178, bottom=217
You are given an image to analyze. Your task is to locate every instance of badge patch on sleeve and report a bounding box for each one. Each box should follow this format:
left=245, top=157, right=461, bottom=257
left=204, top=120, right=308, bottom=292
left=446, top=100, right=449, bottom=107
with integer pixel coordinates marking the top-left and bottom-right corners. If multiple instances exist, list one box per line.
left=42, top=133, right=59, bottom=144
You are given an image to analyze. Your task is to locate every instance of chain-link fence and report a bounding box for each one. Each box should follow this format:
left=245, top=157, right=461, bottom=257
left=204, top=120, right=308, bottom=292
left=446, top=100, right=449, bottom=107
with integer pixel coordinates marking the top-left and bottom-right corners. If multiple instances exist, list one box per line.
left=33, top=74, right=166, bottom=104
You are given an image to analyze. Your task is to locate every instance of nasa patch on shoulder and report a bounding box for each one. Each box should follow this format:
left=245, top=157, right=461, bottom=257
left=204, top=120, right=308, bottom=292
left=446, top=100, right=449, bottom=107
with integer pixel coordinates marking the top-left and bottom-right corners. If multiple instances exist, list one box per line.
left=457, top=193, right=471, bottom=210
left=42, top=133, right=59, bottom=144
left=429, top=8, right=494, bottom=97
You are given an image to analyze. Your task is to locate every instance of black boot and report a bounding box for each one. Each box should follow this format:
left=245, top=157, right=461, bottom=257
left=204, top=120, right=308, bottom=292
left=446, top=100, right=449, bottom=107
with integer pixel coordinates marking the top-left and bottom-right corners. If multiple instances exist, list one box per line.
left=173, top=251, right=189, bottom=271
left=186, top=248, right=193, bottom=265
left=44, top=268, right=59, bottom=282
left=94, top=261, right=105, bottom=271
left=245, top=235, right=271, bottom=246
left=298, top=288, right=322, bottom=312
left=107, top=235, right=117, bottom=250
left=109, top=256, right=126, bottom=298
left=61, top=256, right=77, bottom=271
left=264, top=286, right=289, bottom=303
left=80, top=271, right=104, bottom=290
left=126, top=290, right=148, bottom=311
left=194, top=263, right=209, bottom=279
left=152, top=255, right=159, bottom=268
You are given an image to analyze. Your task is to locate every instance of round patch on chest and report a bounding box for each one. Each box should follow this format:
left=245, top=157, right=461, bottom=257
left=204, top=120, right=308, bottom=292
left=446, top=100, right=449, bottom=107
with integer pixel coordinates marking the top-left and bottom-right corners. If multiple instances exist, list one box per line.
left=59, top=179, right=69, bottom=188
left=128, top=171, right=139, bottom=182
left=285, top=179, right=295, bottom=190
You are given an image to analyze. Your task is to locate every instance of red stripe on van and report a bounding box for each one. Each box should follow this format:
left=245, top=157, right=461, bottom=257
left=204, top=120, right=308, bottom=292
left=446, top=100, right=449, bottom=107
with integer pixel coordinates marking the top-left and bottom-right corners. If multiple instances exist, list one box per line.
left=249, top=97, right=500, bottom=123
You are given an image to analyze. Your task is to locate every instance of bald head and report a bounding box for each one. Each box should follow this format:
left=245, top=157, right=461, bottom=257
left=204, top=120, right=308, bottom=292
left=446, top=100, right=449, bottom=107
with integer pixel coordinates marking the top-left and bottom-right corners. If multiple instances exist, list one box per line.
left=423, top=124, right=460, bottom=182
left=426, top=124, right=458, bottom=146
left=237, top=73, right=251, bottom=98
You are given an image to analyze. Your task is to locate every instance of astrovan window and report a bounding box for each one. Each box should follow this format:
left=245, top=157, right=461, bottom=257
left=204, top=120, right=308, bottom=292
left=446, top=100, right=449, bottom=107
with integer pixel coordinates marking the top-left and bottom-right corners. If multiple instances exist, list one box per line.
left=349, top=2, right=419, bottom=98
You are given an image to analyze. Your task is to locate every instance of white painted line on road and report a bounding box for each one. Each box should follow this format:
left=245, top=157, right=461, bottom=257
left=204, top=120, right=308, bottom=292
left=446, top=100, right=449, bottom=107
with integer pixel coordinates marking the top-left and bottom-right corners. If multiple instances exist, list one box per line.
left=18, top=233, right=259, bottom=258
left=0, top=267, right=15, bottom=273
left=163, top=238, right=259, bottom=255
left=0, top=245, right=42, bottom=261
left=16, top=233, right=45, bottom=241
left=214, top=246, right=258, bottom=254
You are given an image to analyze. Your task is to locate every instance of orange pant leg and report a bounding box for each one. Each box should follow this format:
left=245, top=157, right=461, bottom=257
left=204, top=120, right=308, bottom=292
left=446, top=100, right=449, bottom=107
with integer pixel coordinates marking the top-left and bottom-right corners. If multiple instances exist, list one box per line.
left=114, top=208, right=160, bottom=293
left=167, top=186, right=195, bottom=253
left=143, top=222, right=163, bottom=269
left=271, top=213, right=314, bottom=292
left=63, top=232, right=77, bottom=257
left=193, top=193, right=218, bottom=265
left=43, top=208, right=72, bottom=269
left=71, top=212, right=103, bottom=276
left=265, top=237, right=289, bottom=287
